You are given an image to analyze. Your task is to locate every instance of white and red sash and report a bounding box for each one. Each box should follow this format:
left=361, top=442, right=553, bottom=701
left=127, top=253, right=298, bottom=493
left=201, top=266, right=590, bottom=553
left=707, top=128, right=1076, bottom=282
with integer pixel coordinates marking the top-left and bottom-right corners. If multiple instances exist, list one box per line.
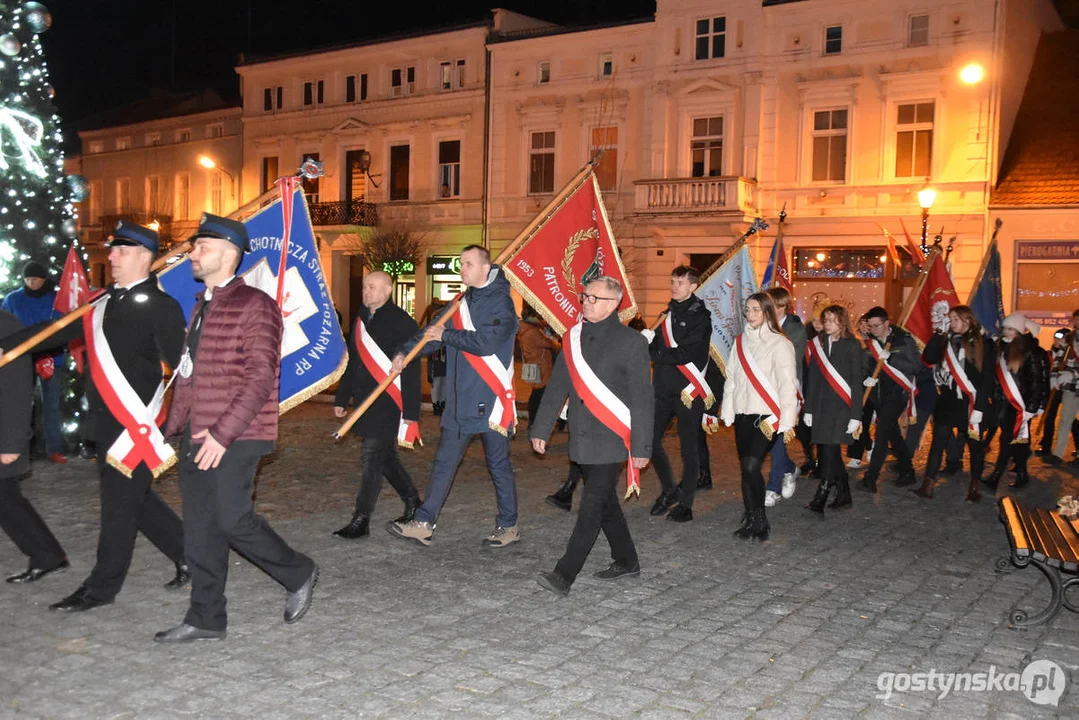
left=808, top=336, right=852, bottom=407
left=82, top=300, right=174, bottom=478
left=870, top=338, right=917, bottom=421
left=996, top=355, right=1030, bottom=442
left=355, top=317, right=421, bottom=449
left=450, top=297, right=515, bottom=435
left=563, top=322, right=639, bottom=498
left=944, top=341, right=978, bottom=433
left=661, top=313, right=714, bottom=409
left=733, top=334, right=782, bottom=433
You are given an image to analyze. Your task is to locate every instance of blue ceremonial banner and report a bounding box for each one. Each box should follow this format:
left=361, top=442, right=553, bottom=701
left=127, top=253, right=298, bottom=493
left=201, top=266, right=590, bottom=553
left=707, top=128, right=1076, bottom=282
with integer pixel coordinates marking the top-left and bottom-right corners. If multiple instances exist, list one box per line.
left=761, top=240, right=777, bottom=289
left=158, top=186, right=347, bottom=412
left=968, top=237, right=1005, bottom=338
left=697, top=243, right=759, bottom=375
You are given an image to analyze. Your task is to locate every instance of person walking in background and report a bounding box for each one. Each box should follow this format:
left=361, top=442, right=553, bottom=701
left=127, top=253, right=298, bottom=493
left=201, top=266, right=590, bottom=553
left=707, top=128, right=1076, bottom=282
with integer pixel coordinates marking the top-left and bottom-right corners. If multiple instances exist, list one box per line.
left=419, top=299, right=448, bottom=416
left=1045, top=312, right=1079, bottom=465
left=516, top=304, right=560, bottom=430
left=763, top=287, right=806, bottom=507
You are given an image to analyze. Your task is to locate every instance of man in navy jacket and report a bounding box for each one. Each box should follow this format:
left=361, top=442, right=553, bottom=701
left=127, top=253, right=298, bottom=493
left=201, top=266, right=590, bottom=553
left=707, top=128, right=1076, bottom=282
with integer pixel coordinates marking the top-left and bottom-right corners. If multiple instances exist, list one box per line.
left=388, top=245, right=520, bottom=548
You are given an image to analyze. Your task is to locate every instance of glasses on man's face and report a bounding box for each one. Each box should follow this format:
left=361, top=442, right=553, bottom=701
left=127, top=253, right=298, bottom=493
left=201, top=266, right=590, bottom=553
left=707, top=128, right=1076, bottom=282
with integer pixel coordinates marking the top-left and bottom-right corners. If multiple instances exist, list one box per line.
left=579, top=292, right=617, bottom=305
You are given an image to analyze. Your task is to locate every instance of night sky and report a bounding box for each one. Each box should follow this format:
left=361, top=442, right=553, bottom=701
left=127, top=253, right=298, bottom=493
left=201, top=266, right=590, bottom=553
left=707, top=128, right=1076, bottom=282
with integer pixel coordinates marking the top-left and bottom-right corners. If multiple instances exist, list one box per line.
left=42, top=0, right=656, bottom=134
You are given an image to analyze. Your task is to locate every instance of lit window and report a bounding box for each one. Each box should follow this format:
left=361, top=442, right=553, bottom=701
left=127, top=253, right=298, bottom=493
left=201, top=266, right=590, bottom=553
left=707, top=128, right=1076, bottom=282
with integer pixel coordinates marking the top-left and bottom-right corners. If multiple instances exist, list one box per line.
left=811, top=109, right=848, bottom=182
left=438, top=140, right=461, bottom=198
left=590, top=127, right=618, bottom=191
left=895, top=101, right=934, bottom=178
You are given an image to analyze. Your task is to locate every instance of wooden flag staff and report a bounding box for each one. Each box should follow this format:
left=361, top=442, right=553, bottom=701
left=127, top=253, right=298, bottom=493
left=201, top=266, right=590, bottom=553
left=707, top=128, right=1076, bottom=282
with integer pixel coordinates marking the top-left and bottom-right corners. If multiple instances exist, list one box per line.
left=332, top=155, right=604, bottom=440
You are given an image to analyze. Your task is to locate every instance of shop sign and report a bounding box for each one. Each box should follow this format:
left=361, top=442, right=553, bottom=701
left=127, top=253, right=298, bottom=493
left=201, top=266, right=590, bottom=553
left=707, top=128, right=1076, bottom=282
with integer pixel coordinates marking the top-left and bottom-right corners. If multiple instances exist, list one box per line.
left=427, top=255, right=461, bottom=274
left=1016, top=241, right=1079, bottom=261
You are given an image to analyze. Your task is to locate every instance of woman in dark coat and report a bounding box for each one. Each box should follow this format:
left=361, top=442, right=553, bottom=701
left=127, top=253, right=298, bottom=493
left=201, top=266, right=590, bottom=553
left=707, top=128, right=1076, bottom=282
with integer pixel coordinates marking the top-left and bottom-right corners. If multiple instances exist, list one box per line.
left=914, top=305, right=995, bottom=501
left=803, top=305, right=866, bottom=512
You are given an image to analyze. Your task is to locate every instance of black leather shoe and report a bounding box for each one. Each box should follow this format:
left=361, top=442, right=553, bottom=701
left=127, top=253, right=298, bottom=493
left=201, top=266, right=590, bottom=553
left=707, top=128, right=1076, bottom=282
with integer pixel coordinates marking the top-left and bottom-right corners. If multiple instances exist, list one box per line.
left=649, top=491, right=678, bottom=517
left=593, top=562, right=640, bottom=580
left=154, top=623, right=226, bottom=643
left=1009, top=471, right=1030, bottom=489
left=6, top=559, right=69, bottom=584
left=284, top=564, right=319, bottom=624
left=536, top=571, right=571, bottom=596
left=164, top=563, right=190, bottom=590
left=696, top=466, right=713, bottom=490
left=50, top=586, right=114, bottom=612
left=394, top=496, right=422, bottom=524
left=333, top=513, right=370, bottom=539
left=860, top=474, right=879, bottom=493
left=940, top=462, right=962, bottom=476
left=893, top=472, right=917, bottom=487
left=1043, top=455, right=1063, bottom=467
left=982, top=470, right=1002, bottom=490
left=667, top=505, right=693, bottom=522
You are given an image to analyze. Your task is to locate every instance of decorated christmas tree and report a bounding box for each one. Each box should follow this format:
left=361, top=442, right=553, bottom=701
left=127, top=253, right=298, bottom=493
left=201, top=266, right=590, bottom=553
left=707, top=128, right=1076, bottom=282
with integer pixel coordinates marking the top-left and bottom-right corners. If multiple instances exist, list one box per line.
left=1, top=1, right=90, bottom=451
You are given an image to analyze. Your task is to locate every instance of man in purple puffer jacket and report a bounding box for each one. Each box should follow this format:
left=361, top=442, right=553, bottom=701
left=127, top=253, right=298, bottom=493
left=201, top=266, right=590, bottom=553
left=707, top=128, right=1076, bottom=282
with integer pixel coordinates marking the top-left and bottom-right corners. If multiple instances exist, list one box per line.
left=155, top=213, right=317, bottom=644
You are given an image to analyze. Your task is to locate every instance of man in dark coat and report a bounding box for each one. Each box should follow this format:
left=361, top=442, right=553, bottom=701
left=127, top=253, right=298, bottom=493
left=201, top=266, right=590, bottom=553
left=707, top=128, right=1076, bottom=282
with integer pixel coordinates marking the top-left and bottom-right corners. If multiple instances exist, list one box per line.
left=388, top=245, right=520, bottom=548
left=531, top=276, right=654, bottom=595
left=643, top=265, right=713, bottom=522
left=332, top=271, right=422, bottom=539
left=155, top=214, right=318, bottom=643
left=860, top=306, right=921, bottom=491
left=2, top=222, right=188, bottom=611
left=0, top=310, right=68, bottom=584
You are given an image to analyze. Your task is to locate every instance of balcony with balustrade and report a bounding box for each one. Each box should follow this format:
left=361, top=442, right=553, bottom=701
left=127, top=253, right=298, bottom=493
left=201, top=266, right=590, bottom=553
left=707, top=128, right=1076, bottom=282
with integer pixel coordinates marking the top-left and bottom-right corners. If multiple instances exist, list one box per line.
left=633, top=176, right=758, bottom=217
left=308, top=198, right=379, bottom=228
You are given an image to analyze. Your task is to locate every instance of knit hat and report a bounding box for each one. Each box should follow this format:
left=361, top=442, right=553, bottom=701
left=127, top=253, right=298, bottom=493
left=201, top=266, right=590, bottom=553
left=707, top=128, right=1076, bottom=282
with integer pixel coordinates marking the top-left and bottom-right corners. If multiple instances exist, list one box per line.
left=22, top=261, right=47, bottom=280
left=1002, top=312, right=1041, bottom=335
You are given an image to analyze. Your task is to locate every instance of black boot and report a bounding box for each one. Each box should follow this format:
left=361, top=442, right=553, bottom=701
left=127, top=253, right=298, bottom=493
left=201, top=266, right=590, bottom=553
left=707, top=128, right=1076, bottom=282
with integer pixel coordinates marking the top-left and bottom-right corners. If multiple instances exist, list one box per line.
left=732, top=511, right=751, bottom=537
left=333, top=512, right=370, bottom=539
left=982, top=469, right=1003, bottom=490
left=697, top=464, right=713, bottom=490
left=806, top=479, right=833, bottom=513
left=395, top=496, right=422, bottom=523
left=1009, top=470, right=1030, bottom=489
left=164, top=562, right=190, bottom=590
left=734, top=508, right=769, bottom=541
left=649, top=490, right=679, bottom=517
left=860, top=473, right=879, bottom=493
left=545, top=477, right=578, bottom=511
left=828, top=475, right=852, bottom=509
left=433, top=401, right=445, bottom=416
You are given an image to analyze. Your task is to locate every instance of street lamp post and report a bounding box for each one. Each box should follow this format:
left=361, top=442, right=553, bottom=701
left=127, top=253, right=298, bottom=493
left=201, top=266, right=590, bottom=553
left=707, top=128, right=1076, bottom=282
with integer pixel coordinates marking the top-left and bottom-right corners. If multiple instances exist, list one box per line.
left=917, top=180, right=936, bottom=257
left=197, top=155, right=236, bottom=200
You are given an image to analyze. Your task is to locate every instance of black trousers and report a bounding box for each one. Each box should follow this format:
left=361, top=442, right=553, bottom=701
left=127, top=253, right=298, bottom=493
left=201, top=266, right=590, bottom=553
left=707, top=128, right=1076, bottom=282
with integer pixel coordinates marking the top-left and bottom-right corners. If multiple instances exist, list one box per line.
left=0, top=475, right=65, bottom=570
left=86, top=455, right=184, bottom=600
left=994, top=405, right=1032, bottom=474
left=651, top=395, right=703, bottom=507
left=698, top=427, right=710, bottom=473
left=354, top=436, right=418, bottom=517
left=554, top=462, right=637, bottom=583
left=848, top=403, right=875, bottom=459
left=865, top=398, right=915, bottom=477
left=179, top=442, right=314, bottom=632
left=526, top=386, right=546, bottom=429
left=734, top=414, right=771, bottom=512
left=926, top=393, right=985, bottom=482
left=817, top=444, right=845, bottom=482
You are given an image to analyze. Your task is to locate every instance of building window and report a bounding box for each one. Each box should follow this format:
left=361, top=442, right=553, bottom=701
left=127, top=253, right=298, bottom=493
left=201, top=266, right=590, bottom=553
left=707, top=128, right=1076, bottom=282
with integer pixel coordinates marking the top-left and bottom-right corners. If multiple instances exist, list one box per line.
left=599, top=52, right=613, bottom=77
left=389, top=144, right=410, bottom=201
left=691, top=117, right=723, bottom=177
left=345, top=149, right=367, bottom=200
left=456, top=59, right=466, bottom=88
left=87, top=140, right=103, bottom=154
left=590, top=127, right=618, bottom=191
left=303, top=80, right=324, bottom=106
left=438, top=140, right=461, bottom=198
left=175, top=129, right=191, bottom=143
left=895, top=101, right=934, bottom=178
left=300, top=152, right=320, bottom=203
left=89, top=180, right=102, bottom=223
left=116, top=177, right=130, bottom=209
left=811, top=109, right=848, bottom=182
left=146, top=175, right=164, bottom=213
left=175, top=173, right=190, bottom=220
left=346, top=75, right=356, bottom=102
left=538, top=61, right=551, bottom=84
left=261, top=156, right=279, bottom=193
left=146, top=132, right=161, bottom=146
left=695, top=17, right=726, bottom=61
left=528, top=131, right=555, bottom=194
left=210, top=172, right=222, bottom=215
left=391, top=66, right=415, bottom=97
left=440, top=62, right=453, bottom=90
left=909, top=14, right=929, bottom=47
left=207, top=123, right=224, bottom=138
left=263, top=86, right=283, bottom=112
left=115, top=137, right=131, bottom=151
left=360, top=73, right=368, bottom=101
left=824, top=25, right=842, bottom=55
left=440, top=59, right=465, bottom=90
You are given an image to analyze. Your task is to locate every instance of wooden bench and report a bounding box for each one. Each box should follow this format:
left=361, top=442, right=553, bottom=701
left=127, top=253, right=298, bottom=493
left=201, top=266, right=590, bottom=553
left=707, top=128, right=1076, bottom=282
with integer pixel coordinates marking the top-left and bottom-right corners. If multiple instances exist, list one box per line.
left=996, top=496, right=1079, bottom=628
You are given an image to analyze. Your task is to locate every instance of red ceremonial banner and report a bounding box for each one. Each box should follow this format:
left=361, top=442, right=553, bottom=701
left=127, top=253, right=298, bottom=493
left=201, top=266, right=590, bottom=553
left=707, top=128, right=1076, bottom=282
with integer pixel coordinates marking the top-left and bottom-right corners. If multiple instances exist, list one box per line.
left=502, top=174, right=637, bottom=334
left=899, top=250, right=959, bottom=347
left=54, top=245, right=91, bottom=373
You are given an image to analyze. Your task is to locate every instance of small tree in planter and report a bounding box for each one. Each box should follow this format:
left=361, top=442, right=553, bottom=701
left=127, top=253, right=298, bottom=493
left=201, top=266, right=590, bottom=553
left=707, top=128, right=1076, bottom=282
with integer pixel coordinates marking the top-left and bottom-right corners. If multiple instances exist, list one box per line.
left=361, top=228, right=428, bottom=279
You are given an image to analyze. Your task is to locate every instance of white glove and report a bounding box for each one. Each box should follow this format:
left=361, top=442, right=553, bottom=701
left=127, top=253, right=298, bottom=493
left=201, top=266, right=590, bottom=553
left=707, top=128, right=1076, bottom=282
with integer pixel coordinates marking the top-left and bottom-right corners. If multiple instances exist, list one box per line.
left=1059, top=371, right=1074, bottom=385
left=847, top=419, right=862, bottom=435
left=935, top=315, right=950, bottom=334
left=863, top=377, right=878, bottom=387
left=720, top=413, right=735, bottom=427
left=640, top=328, right=655, bottom=343
left=970, top=410, right=983, bottom=424
left=804, top=413, right=813, bottom=427
left=778, top=424, right=793, bottom=435
left=1023, top=411, right=1035, bottom=423
left=1051, top=375, right=1062, bottom=390
left=877, top=348, right=891, bottom=361
left=701, top=414, right=721, bottom=434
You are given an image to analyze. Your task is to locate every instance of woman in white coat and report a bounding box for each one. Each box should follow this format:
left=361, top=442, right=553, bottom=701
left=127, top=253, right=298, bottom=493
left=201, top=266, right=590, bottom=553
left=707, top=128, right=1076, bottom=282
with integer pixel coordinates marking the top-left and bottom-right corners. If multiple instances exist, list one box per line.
left=720, top=292, right=800, bottom=540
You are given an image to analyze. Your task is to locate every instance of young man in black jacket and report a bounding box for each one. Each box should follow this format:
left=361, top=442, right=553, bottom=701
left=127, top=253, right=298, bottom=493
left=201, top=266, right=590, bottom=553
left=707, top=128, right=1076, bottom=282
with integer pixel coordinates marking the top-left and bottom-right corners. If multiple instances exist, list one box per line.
left=332, top=271, right=422, bottom=538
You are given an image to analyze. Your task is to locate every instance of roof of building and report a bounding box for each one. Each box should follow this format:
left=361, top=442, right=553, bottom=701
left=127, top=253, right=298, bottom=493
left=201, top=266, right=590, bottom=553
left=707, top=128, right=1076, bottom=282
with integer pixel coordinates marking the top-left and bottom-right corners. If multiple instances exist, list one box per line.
left=487, top=15, right=654, bottom=44
left=76, top=89, right=239, bottom=134
left=992, top=30, right=1079, bottom=207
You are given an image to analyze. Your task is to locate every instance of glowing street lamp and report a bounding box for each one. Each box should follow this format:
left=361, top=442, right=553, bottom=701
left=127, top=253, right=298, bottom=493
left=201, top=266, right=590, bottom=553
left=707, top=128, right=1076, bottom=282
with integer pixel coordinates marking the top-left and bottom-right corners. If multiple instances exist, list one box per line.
left=917, top=181, right=936, bottom=256
left=959, top=62, right=985, bottom=85
left=197, top=154, right=236, bottom=200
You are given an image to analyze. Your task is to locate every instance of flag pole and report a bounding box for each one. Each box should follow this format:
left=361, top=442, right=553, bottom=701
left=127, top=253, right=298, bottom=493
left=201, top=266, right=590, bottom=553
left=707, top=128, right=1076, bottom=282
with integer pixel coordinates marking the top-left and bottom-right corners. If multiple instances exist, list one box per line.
left=966, top=218, right=1003, bottom=305
left=332, top=156, right=605, bottom=440
left=0, top=184, right=286, bottom=370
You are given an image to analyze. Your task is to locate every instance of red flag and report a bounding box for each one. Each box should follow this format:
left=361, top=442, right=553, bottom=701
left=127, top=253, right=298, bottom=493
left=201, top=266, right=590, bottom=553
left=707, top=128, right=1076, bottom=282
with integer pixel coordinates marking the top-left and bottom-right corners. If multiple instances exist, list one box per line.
left=876, top=223, right=902, bottom=267
left=898, top=218, right=926, bottom=266
left=53, top=246, right=90, bottom=372
left=774, top=236, right=793, bottom=293
left=898, top=251, right=960, bottom=347
left=501, top=174, right=637, bottom=334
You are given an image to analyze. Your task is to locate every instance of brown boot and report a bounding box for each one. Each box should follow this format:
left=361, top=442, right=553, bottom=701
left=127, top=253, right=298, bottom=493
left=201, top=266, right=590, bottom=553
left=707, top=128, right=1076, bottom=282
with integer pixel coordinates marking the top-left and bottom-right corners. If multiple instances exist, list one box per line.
left=911, top=475, right=935, bottom=498
left=964, top=477, right=982, bottom=503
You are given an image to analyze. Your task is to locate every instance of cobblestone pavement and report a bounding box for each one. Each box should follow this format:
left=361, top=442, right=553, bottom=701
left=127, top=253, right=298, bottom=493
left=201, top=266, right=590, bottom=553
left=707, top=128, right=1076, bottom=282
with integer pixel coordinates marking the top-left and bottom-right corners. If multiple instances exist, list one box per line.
left=1, top=403, right=1076, bottom=719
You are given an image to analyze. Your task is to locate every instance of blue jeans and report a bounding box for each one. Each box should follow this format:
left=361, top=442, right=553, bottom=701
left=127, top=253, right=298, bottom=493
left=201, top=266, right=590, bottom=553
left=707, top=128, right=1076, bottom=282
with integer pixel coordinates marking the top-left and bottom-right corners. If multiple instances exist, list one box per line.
left=39, top=370, right=63, bottom=454
left=766, top=434, right=796, bottom=493
left=416, top=430, right=517, bottom=528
